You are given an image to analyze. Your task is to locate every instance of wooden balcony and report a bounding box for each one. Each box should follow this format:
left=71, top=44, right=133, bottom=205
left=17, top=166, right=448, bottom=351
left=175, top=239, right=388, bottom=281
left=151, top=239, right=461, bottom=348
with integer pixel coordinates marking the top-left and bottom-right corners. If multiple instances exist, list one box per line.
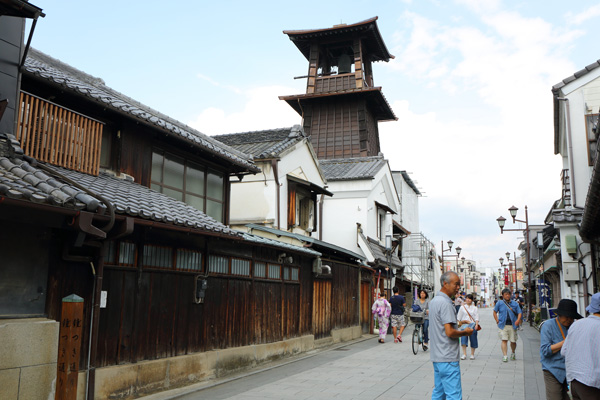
left=313, top=73, right=368, bottom=94
left=16, top=92, right=104, bottom=176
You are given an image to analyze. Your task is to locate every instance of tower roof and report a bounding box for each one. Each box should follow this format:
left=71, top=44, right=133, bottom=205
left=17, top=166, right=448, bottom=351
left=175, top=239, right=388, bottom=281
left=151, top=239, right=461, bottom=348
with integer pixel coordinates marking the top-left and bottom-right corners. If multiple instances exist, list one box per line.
left=283, top=16, right=394, bottom=62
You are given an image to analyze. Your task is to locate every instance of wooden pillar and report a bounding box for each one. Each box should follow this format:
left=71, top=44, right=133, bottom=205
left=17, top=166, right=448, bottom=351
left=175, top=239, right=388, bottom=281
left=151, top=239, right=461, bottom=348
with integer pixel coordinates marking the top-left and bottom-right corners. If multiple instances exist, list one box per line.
left=56, top=294, right=84, bottom=400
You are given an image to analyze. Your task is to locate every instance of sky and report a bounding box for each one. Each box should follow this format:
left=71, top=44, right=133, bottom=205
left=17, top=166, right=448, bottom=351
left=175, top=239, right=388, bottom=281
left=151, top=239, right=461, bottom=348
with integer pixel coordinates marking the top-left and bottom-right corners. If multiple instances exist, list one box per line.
left=25, top=0, right=600, bottom=273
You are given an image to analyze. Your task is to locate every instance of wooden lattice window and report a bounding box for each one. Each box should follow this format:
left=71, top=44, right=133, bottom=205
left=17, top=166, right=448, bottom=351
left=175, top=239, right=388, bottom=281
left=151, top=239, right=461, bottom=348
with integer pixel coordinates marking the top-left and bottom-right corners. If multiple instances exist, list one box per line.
left=16, top=92, right=104, bottom=175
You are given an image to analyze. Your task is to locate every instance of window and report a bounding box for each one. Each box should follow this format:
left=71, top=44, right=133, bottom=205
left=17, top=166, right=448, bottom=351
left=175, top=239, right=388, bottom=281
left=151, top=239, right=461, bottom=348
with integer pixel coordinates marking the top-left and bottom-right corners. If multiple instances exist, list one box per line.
left=151, top=150, right=225, bottom=222
left=585, top=114, right=599, bottom=165
left=254, top=262, right=266, bottom=278
left=176, top=249, right=202, bottom=272
left=282, top=266, right=300, bottom=282
left=143, top=245, right=172, bottom=269
left=267, top=263, right=281, bottom=279
left=105, top=241, right=136, bottom=267
left=287, top=184, right=316, bottom=232
left=378, top=208, right=386, bottom=241
left=208, top=255, right=228, bottom=274
left=231, top=258, right=250, bottom=277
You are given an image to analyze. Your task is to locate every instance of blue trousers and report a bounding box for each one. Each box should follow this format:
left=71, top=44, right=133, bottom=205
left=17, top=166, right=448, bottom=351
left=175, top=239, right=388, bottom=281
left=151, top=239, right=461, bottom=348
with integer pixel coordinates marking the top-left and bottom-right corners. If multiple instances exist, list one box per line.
left=432, top=361, right=462, bottom=400
left=423, top=319, right=430, bottom=344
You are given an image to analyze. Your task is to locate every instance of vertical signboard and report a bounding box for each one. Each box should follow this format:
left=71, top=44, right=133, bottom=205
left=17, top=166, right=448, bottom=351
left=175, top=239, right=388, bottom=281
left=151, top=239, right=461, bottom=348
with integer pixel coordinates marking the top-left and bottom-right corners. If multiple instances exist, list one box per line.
left=56, top=294, right=84, bottom=400
left=537, top=279, right=551, bottom=309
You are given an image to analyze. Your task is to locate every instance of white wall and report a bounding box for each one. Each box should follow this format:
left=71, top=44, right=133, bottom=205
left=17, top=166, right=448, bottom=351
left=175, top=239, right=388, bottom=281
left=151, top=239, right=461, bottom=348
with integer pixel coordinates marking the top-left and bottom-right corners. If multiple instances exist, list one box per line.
left=322, top=161, right=400, bottom=259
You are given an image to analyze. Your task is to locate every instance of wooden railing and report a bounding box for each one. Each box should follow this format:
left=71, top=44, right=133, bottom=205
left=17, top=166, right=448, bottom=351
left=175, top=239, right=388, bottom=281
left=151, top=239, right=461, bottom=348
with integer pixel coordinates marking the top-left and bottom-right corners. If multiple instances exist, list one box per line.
left=16, top=91, right=103, bottom=175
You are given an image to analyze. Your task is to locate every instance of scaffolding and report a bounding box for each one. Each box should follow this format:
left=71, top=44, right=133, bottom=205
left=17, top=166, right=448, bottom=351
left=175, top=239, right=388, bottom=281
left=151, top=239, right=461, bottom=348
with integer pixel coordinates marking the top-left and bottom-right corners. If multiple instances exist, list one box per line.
left=401, top=233, right=437, bottom=301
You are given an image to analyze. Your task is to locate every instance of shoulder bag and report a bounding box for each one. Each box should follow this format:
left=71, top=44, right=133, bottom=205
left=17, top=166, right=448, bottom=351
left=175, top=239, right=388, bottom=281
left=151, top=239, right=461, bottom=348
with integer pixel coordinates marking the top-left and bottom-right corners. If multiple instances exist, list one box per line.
left=462, top=305, right=481, bottom=331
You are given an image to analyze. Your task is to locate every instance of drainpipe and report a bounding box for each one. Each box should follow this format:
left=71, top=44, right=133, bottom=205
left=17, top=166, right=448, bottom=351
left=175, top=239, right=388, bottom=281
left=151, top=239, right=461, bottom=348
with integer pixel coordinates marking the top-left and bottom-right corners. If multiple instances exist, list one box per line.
left=318, top=193, right=324, bottom=240
left=271, top=159, right=281, bottom=229
left=86, top=242, right=106, bottom=400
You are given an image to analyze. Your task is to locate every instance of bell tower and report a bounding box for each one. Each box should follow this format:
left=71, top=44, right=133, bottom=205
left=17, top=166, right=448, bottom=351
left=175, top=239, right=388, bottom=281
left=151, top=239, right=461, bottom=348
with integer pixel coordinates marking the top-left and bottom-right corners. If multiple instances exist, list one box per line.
left=280, top=17, right=397, bottom=159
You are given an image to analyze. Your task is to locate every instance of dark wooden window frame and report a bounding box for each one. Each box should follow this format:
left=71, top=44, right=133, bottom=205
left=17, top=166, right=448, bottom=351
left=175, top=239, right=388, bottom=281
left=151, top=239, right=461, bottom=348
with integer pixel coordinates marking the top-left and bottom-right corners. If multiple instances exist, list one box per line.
left=150, top=149, right=225, bottom=222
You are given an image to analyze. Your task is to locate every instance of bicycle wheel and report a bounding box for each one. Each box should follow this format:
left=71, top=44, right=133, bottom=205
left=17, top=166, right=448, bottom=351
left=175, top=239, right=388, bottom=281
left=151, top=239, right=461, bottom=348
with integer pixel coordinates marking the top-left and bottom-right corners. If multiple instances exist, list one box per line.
left=412, top=327, right=419, bottom=355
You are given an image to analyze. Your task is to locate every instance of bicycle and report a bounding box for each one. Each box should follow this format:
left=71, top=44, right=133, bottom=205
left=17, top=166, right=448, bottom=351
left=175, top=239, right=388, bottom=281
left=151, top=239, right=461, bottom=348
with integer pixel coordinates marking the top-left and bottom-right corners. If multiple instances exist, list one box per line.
left=409, top=311, right=427, bottom=355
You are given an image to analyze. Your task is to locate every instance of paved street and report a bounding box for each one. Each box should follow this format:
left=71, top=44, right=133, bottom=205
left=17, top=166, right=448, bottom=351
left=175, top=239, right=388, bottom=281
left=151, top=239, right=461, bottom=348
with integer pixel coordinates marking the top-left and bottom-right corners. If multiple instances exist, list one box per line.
left=143, top=308, right=545, bottom=400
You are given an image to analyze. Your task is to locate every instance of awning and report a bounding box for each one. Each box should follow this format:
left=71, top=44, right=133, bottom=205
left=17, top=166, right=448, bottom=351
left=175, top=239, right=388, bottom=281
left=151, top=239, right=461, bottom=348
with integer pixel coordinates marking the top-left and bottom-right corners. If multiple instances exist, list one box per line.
left=536, top=266, right=559, bottom=278
left=375, top=201, right=396, bottom=215
left=287, top=175, right=333, bottom=197
left=393, top=220, right=411, bottom=236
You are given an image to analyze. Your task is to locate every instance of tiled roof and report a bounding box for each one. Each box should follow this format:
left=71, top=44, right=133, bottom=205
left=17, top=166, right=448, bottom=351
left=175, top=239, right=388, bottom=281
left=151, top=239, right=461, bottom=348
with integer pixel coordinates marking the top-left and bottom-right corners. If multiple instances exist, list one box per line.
left=246, top=223, right=364, bottom=261
left=552, top=60, right=600, bottom=92
left=320, top=156, right=387, bottom=181
left=0, top=134, right=326, bottom=256
left=365, top=236, right=402, bottom=269
left=23, top=48, right=258, bottom=173
left=0, top=134, right=103, bottom=211
left=214, top=126, right=306, bottom=159
left=241, top=232, right=321, bottom=257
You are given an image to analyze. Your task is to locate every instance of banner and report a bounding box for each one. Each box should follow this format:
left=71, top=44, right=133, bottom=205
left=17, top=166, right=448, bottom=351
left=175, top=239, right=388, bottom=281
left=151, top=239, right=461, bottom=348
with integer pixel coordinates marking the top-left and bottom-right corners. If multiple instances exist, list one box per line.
left=538, top=279, right=551, bottom=309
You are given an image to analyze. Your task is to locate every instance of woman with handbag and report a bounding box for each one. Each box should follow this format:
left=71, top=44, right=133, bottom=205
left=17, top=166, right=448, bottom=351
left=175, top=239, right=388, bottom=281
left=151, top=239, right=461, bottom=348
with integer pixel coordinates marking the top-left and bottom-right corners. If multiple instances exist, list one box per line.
left=457, top=294, right=480, bottom=360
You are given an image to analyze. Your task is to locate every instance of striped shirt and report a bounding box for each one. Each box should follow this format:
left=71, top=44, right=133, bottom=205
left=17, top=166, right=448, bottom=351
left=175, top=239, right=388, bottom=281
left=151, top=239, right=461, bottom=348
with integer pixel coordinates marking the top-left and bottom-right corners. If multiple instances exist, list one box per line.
left=560, top=314, right=600, bottom=389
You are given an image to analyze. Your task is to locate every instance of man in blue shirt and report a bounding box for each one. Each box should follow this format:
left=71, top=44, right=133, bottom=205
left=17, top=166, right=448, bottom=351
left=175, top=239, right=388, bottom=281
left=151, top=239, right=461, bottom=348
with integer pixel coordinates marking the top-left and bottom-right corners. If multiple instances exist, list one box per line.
left=493, top=288, right=522, bottom=362
left=540, top=299, right=582, bottom=400
left=430, top=271, right=473, bottom=400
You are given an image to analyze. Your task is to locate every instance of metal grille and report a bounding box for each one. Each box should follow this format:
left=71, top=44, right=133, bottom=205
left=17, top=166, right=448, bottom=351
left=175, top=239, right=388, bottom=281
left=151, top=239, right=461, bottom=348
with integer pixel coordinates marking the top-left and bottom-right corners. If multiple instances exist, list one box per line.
left=143, top=245, right=172, bottom=269
left=208, top=255, right=228, bottom=274
left=176, top=249, right=202, bottom=272
left=254, top=262, right=266, bottom=278
left=268, top=264, right=281, bottom=279
left=231, top=258, right=250, bottom=276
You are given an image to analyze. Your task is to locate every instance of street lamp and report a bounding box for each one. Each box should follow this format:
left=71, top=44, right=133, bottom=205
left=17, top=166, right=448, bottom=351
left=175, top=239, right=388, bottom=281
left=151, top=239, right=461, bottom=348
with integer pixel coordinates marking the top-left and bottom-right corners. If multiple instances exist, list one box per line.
left=496, top=205, right=532, bottom=325
left=440, top=240, right=462, bottom=273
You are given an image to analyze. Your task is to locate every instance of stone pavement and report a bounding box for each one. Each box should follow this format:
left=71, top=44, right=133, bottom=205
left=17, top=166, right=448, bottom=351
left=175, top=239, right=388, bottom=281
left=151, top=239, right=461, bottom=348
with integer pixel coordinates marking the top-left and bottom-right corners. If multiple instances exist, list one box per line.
left=141, top=307, right=546, bottom=400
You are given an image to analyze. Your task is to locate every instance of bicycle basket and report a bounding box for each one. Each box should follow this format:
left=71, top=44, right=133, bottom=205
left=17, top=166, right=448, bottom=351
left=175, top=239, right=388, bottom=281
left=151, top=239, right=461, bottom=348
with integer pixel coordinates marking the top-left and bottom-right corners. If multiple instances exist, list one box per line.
left=409, top=311, right=424, bottom=324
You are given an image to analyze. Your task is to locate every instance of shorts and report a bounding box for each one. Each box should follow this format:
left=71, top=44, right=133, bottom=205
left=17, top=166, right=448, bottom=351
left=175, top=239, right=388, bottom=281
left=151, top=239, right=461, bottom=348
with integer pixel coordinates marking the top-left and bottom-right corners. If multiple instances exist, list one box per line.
left=390, top=314, right=406, bottom=327
left=498, top=325, right=518, bottom=342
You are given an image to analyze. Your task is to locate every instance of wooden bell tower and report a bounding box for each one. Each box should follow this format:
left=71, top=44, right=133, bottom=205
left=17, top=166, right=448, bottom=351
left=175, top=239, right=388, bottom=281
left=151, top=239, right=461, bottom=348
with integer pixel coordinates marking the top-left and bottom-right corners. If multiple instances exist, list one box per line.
left=280, top=17, right=397, bottom=159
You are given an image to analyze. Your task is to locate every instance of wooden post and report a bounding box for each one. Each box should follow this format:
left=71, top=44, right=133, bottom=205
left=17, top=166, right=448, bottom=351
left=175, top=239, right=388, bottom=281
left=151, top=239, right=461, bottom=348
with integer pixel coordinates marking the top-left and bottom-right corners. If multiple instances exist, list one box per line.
left=56, top=294, right=84, bottom=400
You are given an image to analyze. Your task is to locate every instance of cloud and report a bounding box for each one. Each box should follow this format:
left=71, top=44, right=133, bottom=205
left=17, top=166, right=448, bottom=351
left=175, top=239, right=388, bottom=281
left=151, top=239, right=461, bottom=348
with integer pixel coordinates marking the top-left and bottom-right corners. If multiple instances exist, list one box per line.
left=197, top=73, right=243, bottom=94
left=567, top=4, right=600, bottom=25
left=187, top=85, right=301, bottom=135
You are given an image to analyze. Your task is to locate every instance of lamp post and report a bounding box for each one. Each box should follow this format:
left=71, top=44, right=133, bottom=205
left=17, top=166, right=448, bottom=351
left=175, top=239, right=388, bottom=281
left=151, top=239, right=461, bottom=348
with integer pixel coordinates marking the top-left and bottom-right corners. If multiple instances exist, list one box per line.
left=440, top=240, right=462, bottom=273
left=496, top=206, right=532, bottom=325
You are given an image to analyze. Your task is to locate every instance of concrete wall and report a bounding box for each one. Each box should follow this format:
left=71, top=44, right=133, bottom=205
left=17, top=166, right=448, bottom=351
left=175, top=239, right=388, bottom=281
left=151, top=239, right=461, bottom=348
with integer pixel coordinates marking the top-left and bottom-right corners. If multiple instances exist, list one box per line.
left=89, top=325, right=362, bottom=399
left=0, top=318, right=59, bottom=400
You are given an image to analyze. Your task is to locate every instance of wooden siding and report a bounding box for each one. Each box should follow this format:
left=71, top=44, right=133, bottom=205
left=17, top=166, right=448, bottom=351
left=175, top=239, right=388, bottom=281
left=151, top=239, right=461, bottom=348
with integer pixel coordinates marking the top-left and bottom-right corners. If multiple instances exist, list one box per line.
left=360, top=281, right=372, bottom=334
left=312, top=279, right=332, bottom=339
left=304, top=97, right=379, bottom=159
left=314, top=74, right=356, bottom=93
left=16, top=92, right=103, bottom=175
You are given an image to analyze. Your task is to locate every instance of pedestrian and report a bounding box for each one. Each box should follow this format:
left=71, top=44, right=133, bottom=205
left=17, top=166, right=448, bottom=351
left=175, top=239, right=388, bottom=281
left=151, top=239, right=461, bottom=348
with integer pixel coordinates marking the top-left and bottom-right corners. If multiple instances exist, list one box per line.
left=515, top=291, right=525, bottom=329
left=561, top=292, right=600, bottom=400
left=416, top=289, right=430, bottom=350
left=430, top=271, right=473, bottom=400
left=372, top=293, right=391, bottom=343
left=493, top=288, right=522, bottom=362
left=457, top=294, right=480, bottom=360
left=454, top=293, right=464, bottom=313
left=540, top=298, right=582, bottom=400
left=389, top=286, right=406, bottom=343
